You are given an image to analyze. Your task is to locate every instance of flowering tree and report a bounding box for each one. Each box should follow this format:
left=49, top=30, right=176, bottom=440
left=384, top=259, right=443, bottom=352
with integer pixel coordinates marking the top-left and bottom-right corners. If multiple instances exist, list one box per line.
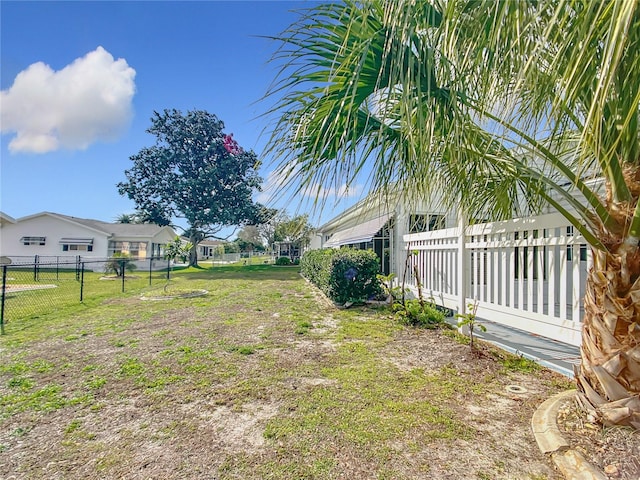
left=118, top=109, right=262, bottom=266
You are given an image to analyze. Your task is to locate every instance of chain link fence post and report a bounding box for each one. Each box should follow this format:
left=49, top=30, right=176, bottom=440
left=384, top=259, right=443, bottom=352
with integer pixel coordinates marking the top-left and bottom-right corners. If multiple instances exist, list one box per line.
left=1, top=265, right=7, bottom=335
left=80, top=262, right=85, bottom=302
left=121, top=260, right=126, bottom=293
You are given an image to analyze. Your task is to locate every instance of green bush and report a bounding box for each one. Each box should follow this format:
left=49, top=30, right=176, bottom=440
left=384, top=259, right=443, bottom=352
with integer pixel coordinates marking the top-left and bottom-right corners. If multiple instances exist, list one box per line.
left=104, top=253, right=137, bottom=277
left=275, top=256, right=292, bottom=265
left=300, top=249, right=335, bottom=293
left=393, top=299, right=446, bottom=329
left=301, top=248, right=383, bottom=304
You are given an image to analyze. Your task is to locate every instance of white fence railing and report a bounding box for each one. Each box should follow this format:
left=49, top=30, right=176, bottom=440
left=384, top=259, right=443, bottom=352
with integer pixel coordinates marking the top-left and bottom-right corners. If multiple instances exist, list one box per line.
left=403, top=212, right=589, bottom=346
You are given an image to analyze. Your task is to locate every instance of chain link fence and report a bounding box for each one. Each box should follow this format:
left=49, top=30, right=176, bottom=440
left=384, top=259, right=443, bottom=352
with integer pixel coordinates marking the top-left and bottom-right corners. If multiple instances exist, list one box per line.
left=0, top=256, right=172, bottom=334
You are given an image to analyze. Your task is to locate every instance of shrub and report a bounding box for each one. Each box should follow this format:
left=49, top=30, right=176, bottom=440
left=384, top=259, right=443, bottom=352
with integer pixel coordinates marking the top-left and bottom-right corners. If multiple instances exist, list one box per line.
left=104, top=253, right=137, bottom=277
left=394, top=299, right=446, bottom=329
left=275, top=256, right=292, bottom=266
left=301, top=248, right=383, bottom=304
left=300, top=249, right=335, bottom=293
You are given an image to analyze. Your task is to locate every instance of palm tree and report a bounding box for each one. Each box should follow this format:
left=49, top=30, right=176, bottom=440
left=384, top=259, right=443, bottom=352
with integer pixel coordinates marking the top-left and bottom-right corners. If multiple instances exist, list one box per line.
left=265, top=0, right=640, bottom=429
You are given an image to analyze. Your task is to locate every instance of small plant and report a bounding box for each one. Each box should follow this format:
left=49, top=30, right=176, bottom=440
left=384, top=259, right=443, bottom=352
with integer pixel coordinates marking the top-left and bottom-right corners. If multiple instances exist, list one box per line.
left=376, top=273, right=401, bottom=306
left=394, top=299, right=446, bottom=329
left=164, top=236, right=192, bottom=266
left=104, top=252, right=137, bottom=277
left=455, top=300, right=485, bottom=351
left=275, top=256, right=292, bottom=266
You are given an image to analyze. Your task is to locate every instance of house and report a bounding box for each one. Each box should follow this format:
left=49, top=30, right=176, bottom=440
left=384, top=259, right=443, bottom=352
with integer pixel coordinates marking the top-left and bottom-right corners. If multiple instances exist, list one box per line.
left=195, top=239, right=224, bottom=260
left=0, top=211, right=177, bottom=261
left=314, top=193, right=454, bottom=276
left=311, top=191, right=590, bottom=347
left=273, top=241, right=304, bottom=261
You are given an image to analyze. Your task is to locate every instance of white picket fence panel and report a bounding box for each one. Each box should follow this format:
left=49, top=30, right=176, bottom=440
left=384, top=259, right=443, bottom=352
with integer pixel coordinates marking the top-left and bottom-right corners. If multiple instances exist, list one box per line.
left=403, top=212, right=589, bottom=346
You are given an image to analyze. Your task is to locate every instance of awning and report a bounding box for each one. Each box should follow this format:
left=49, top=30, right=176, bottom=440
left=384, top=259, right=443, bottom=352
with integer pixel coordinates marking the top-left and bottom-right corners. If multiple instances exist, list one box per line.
left=324, top=215, right=390, bottom=247
left=59, top=237, right=94, bottom=245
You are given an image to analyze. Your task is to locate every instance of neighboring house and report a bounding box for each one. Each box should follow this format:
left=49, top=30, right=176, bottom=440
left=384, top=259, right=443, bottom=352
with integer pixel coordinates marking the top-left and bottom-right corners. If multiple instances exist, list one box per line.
left=195, top=239, right=224, bottom=260
left=0, top=212, right=177, bottom=260
left=314, top=193, right=453, bottom=276
left=273, top=241, right=304, bottom=260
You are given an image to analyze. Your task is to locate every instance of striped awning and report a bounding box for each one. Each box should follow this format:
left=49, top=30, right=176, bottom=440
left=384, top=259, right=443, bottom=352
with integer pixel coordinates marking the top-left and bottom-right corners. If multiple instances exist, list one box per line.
left=324, top=215, right=390, bottom=247
left=59, top=237, right=94, bottom=245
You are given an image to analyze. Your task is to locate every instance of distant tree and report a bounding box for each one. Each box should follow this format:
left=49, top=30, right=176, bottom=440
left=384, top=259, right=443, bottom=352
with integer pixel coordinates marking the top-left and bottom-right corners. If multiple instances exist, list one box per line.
left=223, top=242, right=240, bottom=254
left=256, top=208, right=283, bottom=251
left=237, top=225, right=264, bottom=252
left=114, top=213, right=138, bottom=224
left=274, top=213, right=315, bottom=258
left=114, top=211, right=164, bottom=224
left=118, top=109, right=262, bottom=266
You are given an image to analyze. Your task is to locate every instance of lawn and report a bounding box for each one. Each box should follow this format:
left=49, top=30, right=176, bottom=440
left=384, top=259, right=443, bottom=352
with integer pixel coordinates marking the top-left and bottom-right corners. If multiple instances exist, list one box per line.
left=0, top=265, right=573, bottom=479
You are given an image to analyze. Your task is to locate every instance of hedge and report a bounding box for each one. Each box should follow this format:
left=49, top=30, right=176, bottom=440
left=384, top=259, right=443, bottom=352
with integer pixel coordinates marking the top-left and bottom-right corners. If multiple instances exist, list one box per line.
left=301, top=248, right=383, bottom=304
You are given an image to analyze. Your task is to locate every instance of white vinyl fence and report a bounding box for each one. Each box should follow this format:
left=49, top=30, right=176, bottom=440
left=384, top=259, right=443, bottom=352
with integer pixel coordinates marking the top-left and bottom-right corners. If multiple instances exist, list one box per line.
left=403, top=212, right=589, bottom=346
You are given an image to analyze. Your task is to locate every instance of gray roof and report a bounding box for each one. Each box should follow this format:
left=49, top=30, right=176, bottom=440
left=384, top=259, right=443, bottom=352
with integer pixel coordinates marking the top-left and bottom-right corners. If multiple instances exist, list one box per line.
left=46, top=212, right=172, bottom=237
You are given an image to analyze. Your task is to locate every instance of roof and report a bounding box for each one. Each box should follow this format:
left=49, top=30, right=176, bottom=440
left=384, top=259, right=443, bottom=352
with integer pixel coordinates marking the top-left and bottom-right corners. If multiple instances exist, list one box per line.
left=180, top=237, right=224, bottom=246
left=317, top=194, right=394, bottom=233
left=0, top=212, right=17, bottom=226
left=15, top=212, right=175, bottom=238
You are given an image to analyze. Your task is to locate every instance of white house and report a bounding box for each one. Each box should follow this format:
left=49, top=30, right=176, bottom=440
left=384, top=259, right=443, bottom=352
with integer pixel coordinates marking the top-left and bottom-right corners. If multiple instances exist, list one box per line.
left=314, top=193, right=455, bottom=276
left=0, top=211, right=177, bottom=261
left=312, top=190, right=591, bottom=347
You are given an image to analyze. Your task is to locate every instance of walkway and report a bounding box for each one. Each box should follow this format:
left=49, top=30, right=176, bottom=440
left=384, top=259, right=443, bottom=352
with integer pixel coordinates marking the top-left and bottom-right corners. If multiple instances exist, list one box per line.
left=447, top=317, right=581, bottom=378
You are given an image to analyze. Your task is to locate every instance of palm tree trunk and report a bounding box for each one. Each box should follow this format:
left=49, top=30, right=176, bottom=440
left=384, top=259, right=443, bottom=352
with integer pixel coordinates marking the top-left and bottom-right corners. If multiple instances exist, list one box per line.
left=575, top=240, right=640, bottom=429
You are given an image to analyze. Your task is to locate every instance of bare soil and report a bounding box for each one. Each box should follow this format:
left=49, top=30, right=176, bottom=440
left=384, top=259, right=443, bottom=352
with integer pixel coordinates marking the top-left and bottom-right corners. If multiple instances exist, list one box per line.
left=558, top=398, right=640, bottom=479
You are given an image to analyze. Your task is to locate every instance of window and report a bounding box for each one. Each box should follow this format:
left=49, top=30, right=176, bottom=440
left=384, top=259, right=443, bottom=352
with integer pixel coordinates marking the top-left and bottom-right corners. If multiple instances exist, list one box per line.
left=62, top=244, right=93, bottom=252
left=21, top=236, right=46, bottom=246
left=108, top=241, right=147, bottom=259
left=60, top=237, right=94, bottom=253
left=409, top=214, right=445, bottom=233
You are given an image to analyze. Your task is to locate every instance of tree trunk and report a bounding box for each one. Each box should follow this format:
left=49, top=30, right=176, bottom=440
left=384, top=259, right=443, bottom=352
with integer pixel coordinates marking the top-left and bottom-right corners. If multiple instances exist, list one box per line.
left=575, top=245, right=640, bottom=429
left=188, top=242, right=199, bottom=267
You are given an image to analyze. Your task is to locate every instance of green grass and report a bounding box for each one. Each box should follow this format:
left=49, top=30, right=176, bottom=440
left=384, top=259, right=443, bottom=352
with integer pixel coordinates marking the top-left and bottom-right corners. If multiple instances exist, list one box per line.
left=0, top=265, right=570, bottom=479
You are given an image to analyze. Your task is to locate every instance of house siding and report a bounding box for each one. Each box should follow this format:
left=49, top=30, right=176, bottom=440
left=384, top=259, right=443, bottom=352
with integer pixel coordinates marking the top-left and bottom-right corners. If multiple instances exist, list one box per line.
left=0, top=215, right=109, bottom=258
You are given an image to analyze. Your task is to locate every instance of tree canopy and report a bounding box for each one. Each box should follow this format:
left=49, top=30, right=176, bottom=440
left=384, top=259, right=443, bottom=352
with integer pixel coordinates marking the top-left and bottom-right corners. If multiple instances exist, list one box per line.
left=118, top=109, right=262, bottom=266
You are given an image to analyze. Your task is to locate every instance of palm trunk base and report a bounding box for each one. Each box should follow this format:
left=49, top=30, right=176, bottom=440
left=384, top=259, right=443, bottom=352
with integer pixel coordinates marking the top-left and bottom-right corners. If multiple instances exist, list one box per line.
left=576, top=247, right=640, bottom=430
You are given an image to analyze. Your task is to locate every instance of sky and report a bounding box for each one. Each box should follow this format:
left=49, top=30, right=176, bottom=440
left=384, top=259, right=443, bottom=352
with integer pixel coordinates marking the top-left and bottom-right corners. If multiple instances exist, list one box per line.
left=0, top=0, right=364, bottom=235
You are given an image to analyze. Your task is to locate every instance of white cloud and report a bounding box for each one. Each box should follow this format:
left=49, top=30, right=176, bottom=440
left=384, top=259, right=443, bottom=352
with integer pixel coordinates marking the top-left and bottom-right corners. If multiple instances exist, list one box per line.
left=1, top=46, right=136, bottom=154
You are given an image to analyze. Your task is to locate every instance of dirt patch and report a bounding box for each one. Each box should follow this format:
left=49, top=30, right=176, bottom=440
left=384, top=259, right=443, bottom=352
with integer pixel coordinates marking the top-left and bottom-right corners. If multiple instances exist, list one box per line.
left=3, top=284, right=57, bottom=292
left=558, top=397, right=640, bottom=479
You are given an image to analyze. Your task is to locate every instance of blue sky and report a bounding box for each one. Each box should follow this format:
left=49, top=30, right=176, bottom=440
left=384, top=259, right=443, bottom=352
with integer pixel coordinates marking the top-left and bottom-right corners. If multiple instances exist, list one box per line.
left=1, top=0, right=363, bottom=234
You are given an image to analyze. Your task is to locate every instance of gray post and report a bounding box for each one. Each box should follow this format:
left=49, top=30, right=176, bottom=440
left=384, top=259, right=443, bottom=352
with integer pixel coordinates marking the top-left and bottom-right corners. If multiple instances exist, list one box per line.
left=1, top=265, right=7, bottom=335
left=80, top=262, right=85, bottom=302
left=34, top=254, right=39, bottom=282
left=121, top=260, right=126, bottom=293
left=149, top=257, right=153, bottom=286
